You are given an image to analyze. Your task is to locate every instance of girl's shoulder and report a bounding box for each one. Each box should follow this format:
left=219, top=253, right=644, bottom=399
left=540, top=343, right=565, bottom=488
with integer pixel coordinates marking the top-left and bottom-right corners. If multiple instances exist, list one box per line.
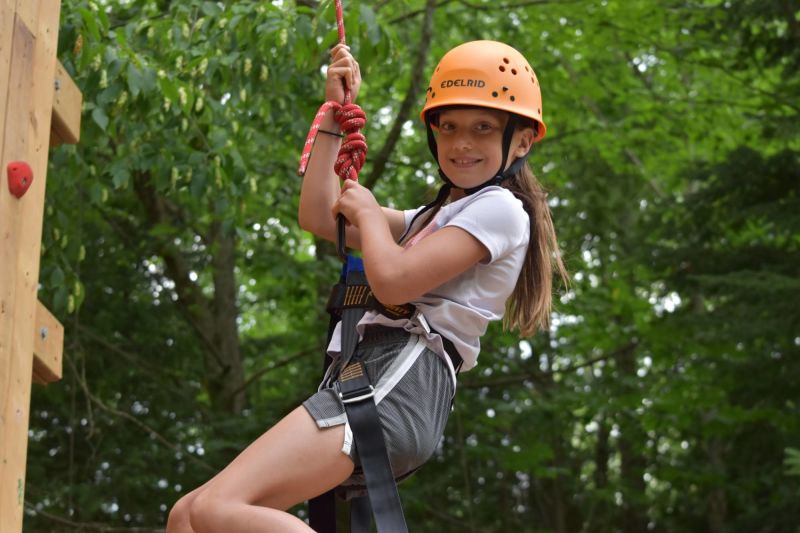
left=441, top=187, right=530, bottom=257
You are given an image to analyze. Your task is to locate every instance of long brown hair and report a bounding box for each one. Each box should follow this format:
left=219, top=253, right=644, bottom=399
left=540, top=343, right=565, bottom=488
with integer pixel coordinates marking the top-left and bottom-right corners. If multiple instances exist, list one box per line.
left=503, top=163, right=569, bottom=336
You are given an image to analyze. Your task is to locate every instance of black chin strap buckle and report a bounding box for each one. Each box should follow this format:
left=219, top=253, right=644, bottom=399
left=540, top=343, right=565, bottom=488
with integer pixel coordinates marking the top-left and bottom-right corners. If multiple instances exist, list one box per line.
left=463, top=174, right=504, bottom=196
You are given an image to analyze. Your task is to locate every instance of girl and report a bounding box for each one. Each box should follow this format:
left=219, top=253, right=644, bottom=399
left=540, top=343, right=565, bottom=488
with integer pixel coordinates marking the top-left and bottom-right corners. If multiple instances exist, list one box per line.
left=167, top=40, right=566, bottom=533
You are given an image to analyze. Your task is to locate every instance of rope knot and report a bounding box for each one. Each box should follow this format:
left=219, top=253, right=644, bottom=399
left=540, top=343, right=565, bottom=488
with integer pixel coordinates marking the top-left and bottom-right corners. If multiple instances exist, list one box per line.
left=333, top=103, right=367, bottom=181
left=297, top=101, right=368, bottom=179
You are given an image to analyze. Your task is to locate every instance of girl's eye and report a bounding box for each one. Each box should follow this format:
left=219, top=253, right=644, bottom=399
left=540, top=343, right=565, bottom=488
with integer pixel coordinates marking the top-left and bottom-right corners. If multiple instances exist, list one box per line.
left=476, top=122, right=494, bottom=132
left=439, top=122, right=455, bottom=131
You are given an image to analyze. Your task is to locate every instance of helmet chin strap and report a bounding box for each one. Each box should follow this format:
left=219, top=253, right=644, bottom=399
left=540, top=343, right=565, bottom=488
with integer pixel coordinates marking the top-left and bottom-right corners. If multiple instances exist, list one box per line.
left=425, top=113, right=530, bottom=196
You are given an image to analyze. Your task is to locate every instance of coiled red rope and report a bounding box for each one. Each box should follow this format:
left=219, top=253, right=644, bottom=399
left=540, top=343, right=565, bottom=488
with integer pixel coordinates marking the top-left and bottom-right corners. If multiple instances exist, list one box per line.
left=297, top=0, right=367, bottom=180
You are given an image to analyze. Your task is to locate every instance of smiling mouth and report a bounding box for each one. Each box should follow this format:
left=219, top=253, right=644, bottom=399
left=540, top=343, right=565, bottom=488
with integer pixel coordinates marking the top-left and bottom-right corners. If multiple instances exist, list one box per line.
left=451, top=158, right=482, bottom=167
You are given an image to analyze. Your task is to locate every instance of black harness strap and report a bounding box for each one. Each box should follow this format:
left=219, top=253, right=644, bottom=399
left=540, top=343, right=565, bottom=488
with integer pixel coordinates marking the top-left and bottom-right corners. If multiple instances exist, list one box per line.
left=338, top=361, right=408, bottom=533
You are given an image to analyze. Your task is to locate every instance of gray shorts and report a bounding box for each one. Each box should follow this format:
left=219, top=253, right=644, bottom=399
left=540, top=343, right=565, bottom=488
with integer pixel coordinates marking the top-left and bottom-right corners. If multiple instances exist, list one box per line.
left=303, top=326, right=454, bottom=486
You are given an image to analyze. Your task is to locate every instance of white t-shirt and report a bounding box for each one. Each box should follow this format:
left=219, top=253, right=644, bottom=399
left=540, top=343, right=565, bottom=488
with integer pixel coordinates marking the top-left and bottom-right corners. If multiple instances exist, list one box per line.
left=327, top=186, right=530, bottom=381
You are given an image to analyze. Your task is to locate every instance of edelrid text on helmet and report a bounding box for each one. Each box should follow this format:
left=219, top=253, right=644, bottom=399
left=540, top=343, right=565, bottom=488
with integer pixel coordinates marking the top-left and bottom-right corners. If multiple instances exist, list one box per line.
left=439, top=79, right=486, bottom=89
left=421, top=40, right=546, bottom=142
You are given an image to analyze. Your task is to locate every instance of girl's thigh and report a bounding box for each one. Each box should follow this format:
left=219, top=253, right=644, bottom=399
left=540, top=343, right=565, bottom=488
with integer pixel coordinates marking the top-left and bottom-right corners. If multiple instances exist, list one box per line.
left=197, top=405, right=354, bottom=511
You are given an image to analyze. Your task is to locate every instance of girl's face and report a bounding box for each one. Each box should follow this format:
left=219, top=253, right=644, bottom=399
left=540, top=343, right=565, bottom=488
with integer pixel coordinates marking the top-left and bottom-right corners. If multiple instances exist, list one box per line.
left=436, top=107, right=533, bottom=191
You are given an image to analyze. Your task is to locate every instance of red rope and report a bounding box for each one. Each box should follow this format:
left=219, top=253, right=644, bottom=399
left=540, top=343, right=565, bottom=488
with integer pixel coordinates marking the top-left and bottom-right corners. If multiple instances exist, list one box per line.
left=297, top=0, right=367, bottom=180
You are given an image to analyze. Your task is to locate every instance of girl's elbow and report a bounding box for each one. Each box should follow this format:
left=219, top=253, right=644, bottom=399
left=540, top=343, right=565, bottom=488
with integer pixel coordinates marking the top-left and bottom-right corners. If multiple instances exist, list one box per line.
left=370, top=275, right=413, bottom=306
left=298, top=209, right=321, bottom=235
left=298, top=215, right=313, bottom=233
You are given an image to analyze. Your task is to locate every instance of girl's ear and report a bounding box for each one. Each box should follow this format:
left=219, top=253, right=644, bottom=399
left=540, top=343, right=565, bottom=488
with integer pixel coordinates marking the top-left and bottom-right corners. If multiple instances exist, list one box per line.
left=513, top=127, right=535, bottom=157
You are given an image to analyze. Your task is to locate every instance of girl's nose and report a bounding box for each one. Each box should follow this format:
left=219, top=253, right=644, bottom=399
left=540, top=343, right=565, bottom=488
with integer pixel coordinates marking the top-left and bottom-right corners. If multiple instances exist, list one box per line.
left=453, top=132, right=472, bottom=150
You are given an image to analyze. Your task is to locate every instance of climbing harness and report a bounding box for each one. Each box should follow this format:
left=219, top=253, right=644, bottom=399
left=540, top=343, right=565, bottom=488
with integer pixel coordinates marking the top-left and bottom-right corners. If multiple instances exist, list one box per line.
left=315, top=256, right=463, bottom=533
left=297, top=2, right=415, bottom=531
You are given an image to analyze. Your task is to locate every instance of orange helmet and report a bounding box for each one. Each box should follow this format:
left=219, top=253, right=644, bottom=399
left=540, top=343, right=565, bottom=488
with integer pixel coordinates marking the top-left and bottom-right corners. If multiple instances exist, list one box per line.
left=421, top=40, right=546, bottom=142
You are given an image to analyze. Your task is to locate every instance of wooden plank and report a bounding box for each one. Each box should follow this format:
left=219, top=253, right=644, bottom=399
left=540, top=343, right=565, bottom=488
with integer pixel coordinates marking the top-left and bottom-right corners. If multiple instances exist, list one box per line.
left=50, top=60, right=82, bottom=147
left=0, top=0, right=20, bottom=155
left=31, top=300, right=63, bottom=384
left=13, top=0, right=40, bottom=37
left=0, top=0, right=62, bottom=531
left=0, top=15, right=36, bottom=533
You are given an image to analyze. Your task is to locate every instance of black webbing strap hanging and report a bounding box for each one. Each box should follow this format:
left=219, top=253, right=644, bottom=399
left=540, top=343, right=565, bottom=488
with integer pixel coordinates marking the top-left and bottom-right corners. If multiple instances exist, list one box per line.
left=338, top=361, right=408, bottom=533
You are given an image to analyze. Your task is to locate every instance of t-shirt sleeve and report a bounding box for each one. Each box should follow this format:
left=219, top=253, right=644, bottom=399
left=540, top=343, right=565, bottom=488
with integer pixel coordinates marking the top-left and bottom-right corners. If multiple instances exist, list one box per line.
left=403, top=206, right=424, bottom=231
left=444, top=189, right=530, bottom=262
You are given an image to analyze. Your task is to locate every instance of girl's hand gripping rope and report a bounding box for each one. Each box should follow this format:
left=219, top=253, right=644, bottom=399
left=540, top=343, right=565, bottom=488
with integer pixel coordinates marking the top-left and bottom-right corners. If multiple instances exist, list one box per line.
left=297, top=45, right=366, bottom=180
left=325, top=44, right=361, bottom=104
left=332, top=179, right=382, bottom=230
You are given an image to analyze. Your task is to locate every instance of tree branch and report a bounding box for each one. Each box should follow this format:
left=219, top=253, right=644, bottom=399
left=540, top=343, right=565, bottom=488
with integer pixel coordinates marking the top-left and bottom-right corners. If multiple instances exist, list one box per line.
left=23, top=502, right=165, bottom=532
left=460, top=341, right=637, bottom=389
left=558, top=58, right=666, bottom=198
left=75, top=323, right=183, bottom=381
left=232, top=347, right=317, bottom=397
left=458, top=0, right=587, bottom=10
left=363, top=0, right=437, bottom=190
left=66, top=345, right=216, bottom=473
left=389, top=0, right=454, bottom=24
left=389, top=0, right=585, bottom=23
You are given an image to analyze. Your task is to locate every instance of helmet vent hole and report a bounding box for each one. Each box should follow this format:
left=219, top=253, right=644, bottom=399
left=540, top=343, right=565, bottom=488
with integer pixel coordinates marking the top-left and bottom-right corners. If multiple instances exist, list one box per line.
left=511, top=68, right=517, bottom=75
left=432, top=92, right=436, bottom=98
left=537, top=108, right=541, bottom=114
left=531, top=77, right=536, bottom=84
left=525, top=66, right=529, bottom=72
left=503, top=57, right=510, bottom=64
left=492, top=91, right=499, bottom=98
left=510, top=96, right=516, bottom=102
left=499, top=65, right=506, bottom=72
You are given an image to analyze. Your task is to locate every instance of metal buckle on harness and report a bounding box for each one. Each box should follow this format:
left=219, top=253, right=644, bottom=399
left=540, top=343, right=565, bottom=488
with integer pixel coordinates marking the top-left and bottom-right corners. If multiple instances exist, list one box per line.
left=339, top=385, right=375, bottom=404
left=337, top=361, right=376, bottom=404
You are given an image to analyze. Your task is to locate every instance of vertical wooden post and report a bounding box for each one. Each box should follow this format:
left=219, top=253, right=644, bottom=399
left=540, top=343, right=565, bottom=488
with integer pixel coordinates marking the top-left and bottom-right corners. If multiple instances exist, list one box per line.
left=1, top=0, right=82, bottom=530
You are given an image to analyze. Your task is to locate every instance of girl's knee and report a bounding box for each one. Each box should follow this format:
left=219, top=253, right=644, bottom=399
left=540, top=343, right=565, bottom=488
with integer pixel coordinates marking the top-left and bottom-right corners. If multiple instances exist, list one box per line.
left=166, top=493, right=194, bottom=533
left=188, top=488, right=239, bottom=533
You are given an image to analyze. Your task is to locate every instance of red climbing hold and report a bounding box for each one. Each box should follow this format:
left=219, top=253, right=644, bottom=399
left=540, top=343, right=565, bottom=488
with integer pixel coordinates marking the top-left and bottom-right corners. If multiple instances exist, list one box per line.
left=7, top=161, right=34, bottom=198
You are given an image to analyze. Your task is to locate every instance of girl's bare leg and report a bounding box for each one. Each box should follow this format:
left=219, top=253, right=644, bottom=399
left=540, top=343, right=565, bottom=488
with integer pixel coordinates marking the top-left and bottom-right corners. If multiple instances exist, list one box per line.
left=167, top=405, right=354, bottom=533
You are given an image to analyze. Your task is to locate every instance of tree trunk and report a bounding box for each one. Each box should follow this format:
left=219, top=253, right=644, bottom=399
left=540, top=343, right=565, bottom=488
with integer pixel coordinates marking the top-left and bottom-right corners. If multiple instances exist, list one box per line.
left=594, top=417, right=610, bottom=490
left=208, top=223, right=246, bottom=413
left=534, top=343, right=569, bottom=533
left=706, top=436, right=728, bottom=533
left=615, top=344, right=648, bottom=533
left=133, top=171, right=246, bottom=414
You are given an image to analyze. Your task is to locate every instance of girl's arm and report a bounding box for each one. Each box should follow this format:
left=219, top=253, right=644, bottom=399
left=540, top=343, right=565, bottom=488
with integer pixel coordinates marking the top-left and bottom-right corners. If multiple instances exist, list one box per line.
left=298, top=44, right=406, bottom=248
left=334, top=180, right=489, bottom=305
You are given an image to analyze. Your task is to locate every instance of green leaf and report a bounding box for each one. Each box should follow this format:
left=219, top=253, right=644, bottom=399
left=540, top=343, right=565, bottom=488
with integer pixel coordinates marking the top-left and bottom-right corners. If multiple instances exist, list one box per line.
left=111, top=167, right=130, bottom=189
left=91, top=106, right=109, bottom=130
left=785, top=448, right=800, bottom=477
left=49, top=266, right=65, bottom=287
left=78, top=8, right=101, bottom=41
left=201, top=2, right=223, bottom=16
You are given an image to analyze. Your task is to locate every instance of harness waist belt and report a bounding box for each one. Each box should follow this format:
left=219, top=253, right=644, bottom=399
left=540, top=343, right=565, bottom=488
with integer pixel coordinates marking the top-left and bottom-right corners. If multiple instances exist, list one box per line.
left=327, top=282, right=415, bottom=320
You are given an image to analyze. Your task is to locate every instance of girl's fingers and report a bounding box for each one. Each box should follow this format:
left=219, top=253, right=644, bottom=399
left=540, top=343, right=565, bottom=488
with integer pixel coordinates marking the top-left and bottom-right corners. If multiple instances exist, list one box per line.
left=326, top=45, right=360, bottom=102
left=340, top=179, right=359, bottom=191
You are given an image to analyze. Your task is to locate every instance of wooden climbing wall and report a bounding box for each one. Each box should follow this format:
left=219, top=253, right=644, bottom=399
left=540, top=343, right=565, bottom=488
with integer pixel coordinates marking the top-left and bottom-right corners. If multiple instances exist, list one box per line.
left=0, top=0, right=82, bottom=530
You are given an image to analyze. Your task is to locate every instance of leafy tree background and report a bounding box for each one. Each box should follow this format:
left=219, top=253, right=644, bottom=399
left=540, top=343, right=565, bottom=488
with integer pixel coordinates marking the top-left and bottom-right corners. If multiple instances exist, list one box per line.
left=24, top=0, right=799, bottom=531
